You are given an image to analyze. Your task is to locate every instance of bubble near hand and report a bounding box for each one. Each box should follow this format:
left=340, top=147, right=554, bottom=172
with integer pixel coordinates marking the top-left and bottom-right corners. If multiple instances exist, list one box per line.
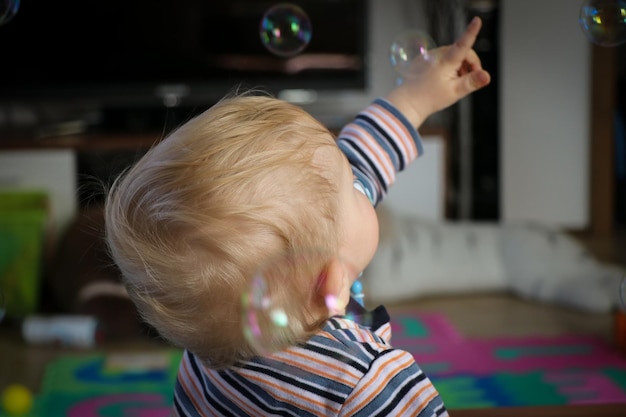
left=260, top=3, right=312, bottom=57
left=0, top=0, right=19, bottom=26
left=389, top=29, right=437, bottom=79
left=579, top=0, right=626, bottom=47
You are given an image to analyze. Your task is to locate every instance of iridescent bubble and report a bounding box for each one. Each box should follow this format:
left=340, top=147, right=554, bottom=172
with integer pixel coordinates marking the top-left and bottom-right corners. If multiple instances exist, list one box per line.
left=259, top=3, right=312, bottom=57
left=389, top=29, right=437, bottom=79
left=242, top=273, right=289, bottom=355
left=0, top=0, right=19, bottom=26
left=579, top=0, right=626, bottom=47
left=241, top=249, right=373, bottom=356
left=324, top=294, right=342, bottom=315
left=241, top=249, right=325, bottom=355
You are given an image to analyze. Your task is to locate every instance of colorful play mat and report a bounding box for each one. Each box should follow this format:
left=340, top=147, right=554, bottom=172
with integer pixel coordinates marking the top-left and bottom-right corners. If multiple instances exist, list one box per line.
left=4, top=310, right=626, bottom=416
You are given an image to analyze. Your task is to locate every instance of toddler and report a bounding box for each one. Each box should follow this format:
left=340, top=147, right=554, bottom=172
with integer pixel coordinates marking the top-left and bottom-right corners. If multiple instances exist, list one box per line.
left=105, top=17, right=490, bottom=417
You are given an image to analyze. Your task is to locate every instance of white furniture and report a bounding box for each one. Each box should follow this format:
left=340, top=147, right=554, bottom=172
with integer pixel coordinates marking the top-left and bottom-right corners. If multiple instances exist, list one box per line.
left=378, top=132, right=447, bottom=221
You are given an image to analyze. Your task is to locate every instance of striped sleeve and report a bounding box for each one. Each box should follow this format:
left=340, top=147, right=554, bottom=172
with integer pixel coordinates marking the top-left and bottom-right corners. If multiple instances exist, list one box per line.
left=337, top=98, right=424, bottom=206
left=339, top=349, right=448, bottom=417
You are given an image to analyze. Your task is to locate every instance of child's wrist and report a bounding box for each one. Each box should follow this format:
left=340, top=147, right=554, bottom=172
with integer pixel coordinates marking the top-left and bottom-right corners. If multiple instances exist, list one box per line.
left=385, top=89, right=428, bottom=128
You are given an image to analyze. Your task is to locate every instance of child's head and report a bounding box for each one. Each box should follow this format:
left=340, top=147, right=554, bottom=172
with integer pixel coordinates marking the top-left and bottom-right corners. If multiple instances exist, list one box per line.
left=105, top=92, right=379, bottom=368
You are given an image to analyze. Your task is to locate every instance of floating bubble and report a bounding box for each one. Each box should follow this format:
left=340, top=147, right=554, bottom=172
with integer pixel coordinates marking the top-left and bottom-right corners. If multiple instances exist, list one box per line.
left=259, top=3, right=312, bottom=57
left=389, top=29, right=437, bottom=79
left=241, top=249, right=373, bottom=356
left=241, top=250, right=325, bottom=355
left=242, top=273, right=289, bottom=355
left=0, top=0, right=19, bottom=26
left=579, top=0, right=626, bottom=47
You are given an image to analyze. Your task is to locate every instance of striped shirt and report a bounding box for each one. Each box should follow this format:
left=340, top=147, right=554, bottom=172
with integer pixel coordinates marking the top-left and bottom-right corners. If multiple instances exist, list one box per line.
left=338, top=98, right=423, bottom=207
left=173, top=98, right=448, bottom=416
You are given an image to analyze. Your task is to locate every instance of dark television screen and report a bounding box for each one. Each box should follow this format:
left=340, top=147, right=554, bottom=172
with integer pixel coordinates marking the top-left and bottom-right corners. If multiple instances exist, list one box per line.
left=0, top=0, right=368, bottom=108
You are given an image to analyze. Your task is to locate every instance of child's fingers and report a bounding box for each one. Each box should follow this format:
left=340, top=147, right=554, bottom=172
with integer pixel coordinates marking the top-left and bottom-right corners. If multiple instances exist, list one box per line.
left=443, top=16, right=482, bottom=65
left=456, top=68, right=491, bottom=97
left=457, top=50, right=484, bottom=76
left=457, top=60, right=473, bottom=77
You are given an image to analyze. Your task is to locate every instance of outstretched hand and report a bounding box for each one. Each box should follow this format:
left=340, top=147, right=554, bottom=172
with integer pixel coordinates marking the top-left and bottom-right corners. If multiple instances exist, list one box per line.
left=386, top=16, right=491, bottom=128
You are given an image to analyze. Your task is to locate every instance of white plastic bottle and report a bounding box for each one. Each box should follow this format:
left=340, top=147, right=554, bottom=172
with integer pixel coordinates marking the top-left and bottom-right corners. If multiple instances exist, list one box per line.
left=21, top=315, right=101, bottom=348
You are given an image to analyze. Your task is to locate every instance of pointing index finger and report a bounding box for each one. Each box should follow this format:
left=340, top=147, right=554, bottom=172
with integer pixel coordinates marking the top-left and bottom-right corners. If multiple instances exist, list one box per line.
left=444, top=16, right=482, bottom=64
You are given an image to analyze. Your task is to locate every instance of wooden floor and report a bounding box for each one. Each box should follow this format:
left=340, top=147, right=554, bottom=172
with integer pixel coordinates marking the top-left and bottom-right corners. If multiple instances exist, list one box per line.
left=1, top=230, right=625, bottom=397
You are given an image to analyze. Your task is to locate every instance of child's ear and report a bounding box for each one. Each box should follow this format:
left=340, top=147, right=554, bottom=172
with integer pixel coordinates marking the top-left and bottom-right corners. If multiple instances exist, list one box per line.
left=316, top=257, right=351, bottom=315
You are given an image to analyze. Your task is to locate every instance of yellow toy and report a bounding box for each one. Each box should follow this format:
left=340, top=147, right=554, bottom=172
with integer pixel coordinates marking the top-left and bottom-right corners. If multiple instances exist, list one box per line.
left=1, top=384, right=33, bottom=416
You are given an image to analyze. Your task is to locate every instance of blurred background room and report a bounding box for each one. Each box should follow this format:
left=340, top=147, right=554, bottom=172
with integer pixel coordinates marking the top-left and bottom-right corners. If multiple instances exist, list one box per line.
left=1, top=0, right=626, bottom=415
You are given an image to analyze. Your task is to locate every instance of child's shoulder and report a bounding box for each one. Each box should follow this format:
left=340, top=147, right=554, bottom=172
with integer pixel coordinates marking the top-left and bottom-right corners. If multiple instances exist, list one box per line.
left=310, top=317, right=393, bottom=357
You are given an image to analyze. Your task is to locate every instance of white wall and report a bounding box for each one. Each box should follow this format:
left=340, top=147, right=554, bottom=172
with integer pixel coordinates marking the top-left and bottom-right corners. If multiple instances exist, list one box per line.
left=379, top=135, right=447, bottom=220
left=501, top=0, right=591, bottom=228
left=0, top=149, right=77, bottom=240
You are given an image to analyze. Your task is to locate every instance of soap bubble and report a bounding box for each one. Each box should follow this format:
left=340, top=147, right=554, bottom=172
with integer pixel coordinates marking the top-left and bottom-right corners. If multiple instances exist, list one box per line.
left=242, top=273, right=290, bottom=355
left=389, top=29, right=437, bottom=79
left=579, top=0, right=626, bottom=47
left=0, top=0, right=19, bottom=26
left=241, top=249, right=325, bottom=355
left=241, top=249, right=372, bottom=355
left=259, top=3, right=312, bottom=57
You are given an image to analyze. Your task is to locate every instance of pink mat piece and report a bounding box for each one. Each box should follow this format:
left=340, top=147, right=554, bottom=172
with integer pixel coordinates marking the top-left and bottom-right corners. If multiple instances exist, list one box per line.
left=389, top=311, right=625, bottom=375
left=387, top=310, right=626, bottom=405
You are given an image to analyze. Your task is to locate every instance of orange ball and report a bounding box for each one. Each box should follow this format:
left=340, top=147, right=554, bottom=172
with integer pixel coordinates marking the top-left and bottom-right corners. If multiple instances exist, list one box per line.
left=615, top=310, right=626, bottom=355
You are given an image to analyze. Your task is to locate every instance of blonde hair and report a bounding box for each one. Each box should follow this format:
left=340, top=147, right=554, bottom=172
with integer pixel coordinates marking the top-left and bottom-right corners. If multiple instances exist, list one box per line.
left=105, top=93, right=340, bottom=368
